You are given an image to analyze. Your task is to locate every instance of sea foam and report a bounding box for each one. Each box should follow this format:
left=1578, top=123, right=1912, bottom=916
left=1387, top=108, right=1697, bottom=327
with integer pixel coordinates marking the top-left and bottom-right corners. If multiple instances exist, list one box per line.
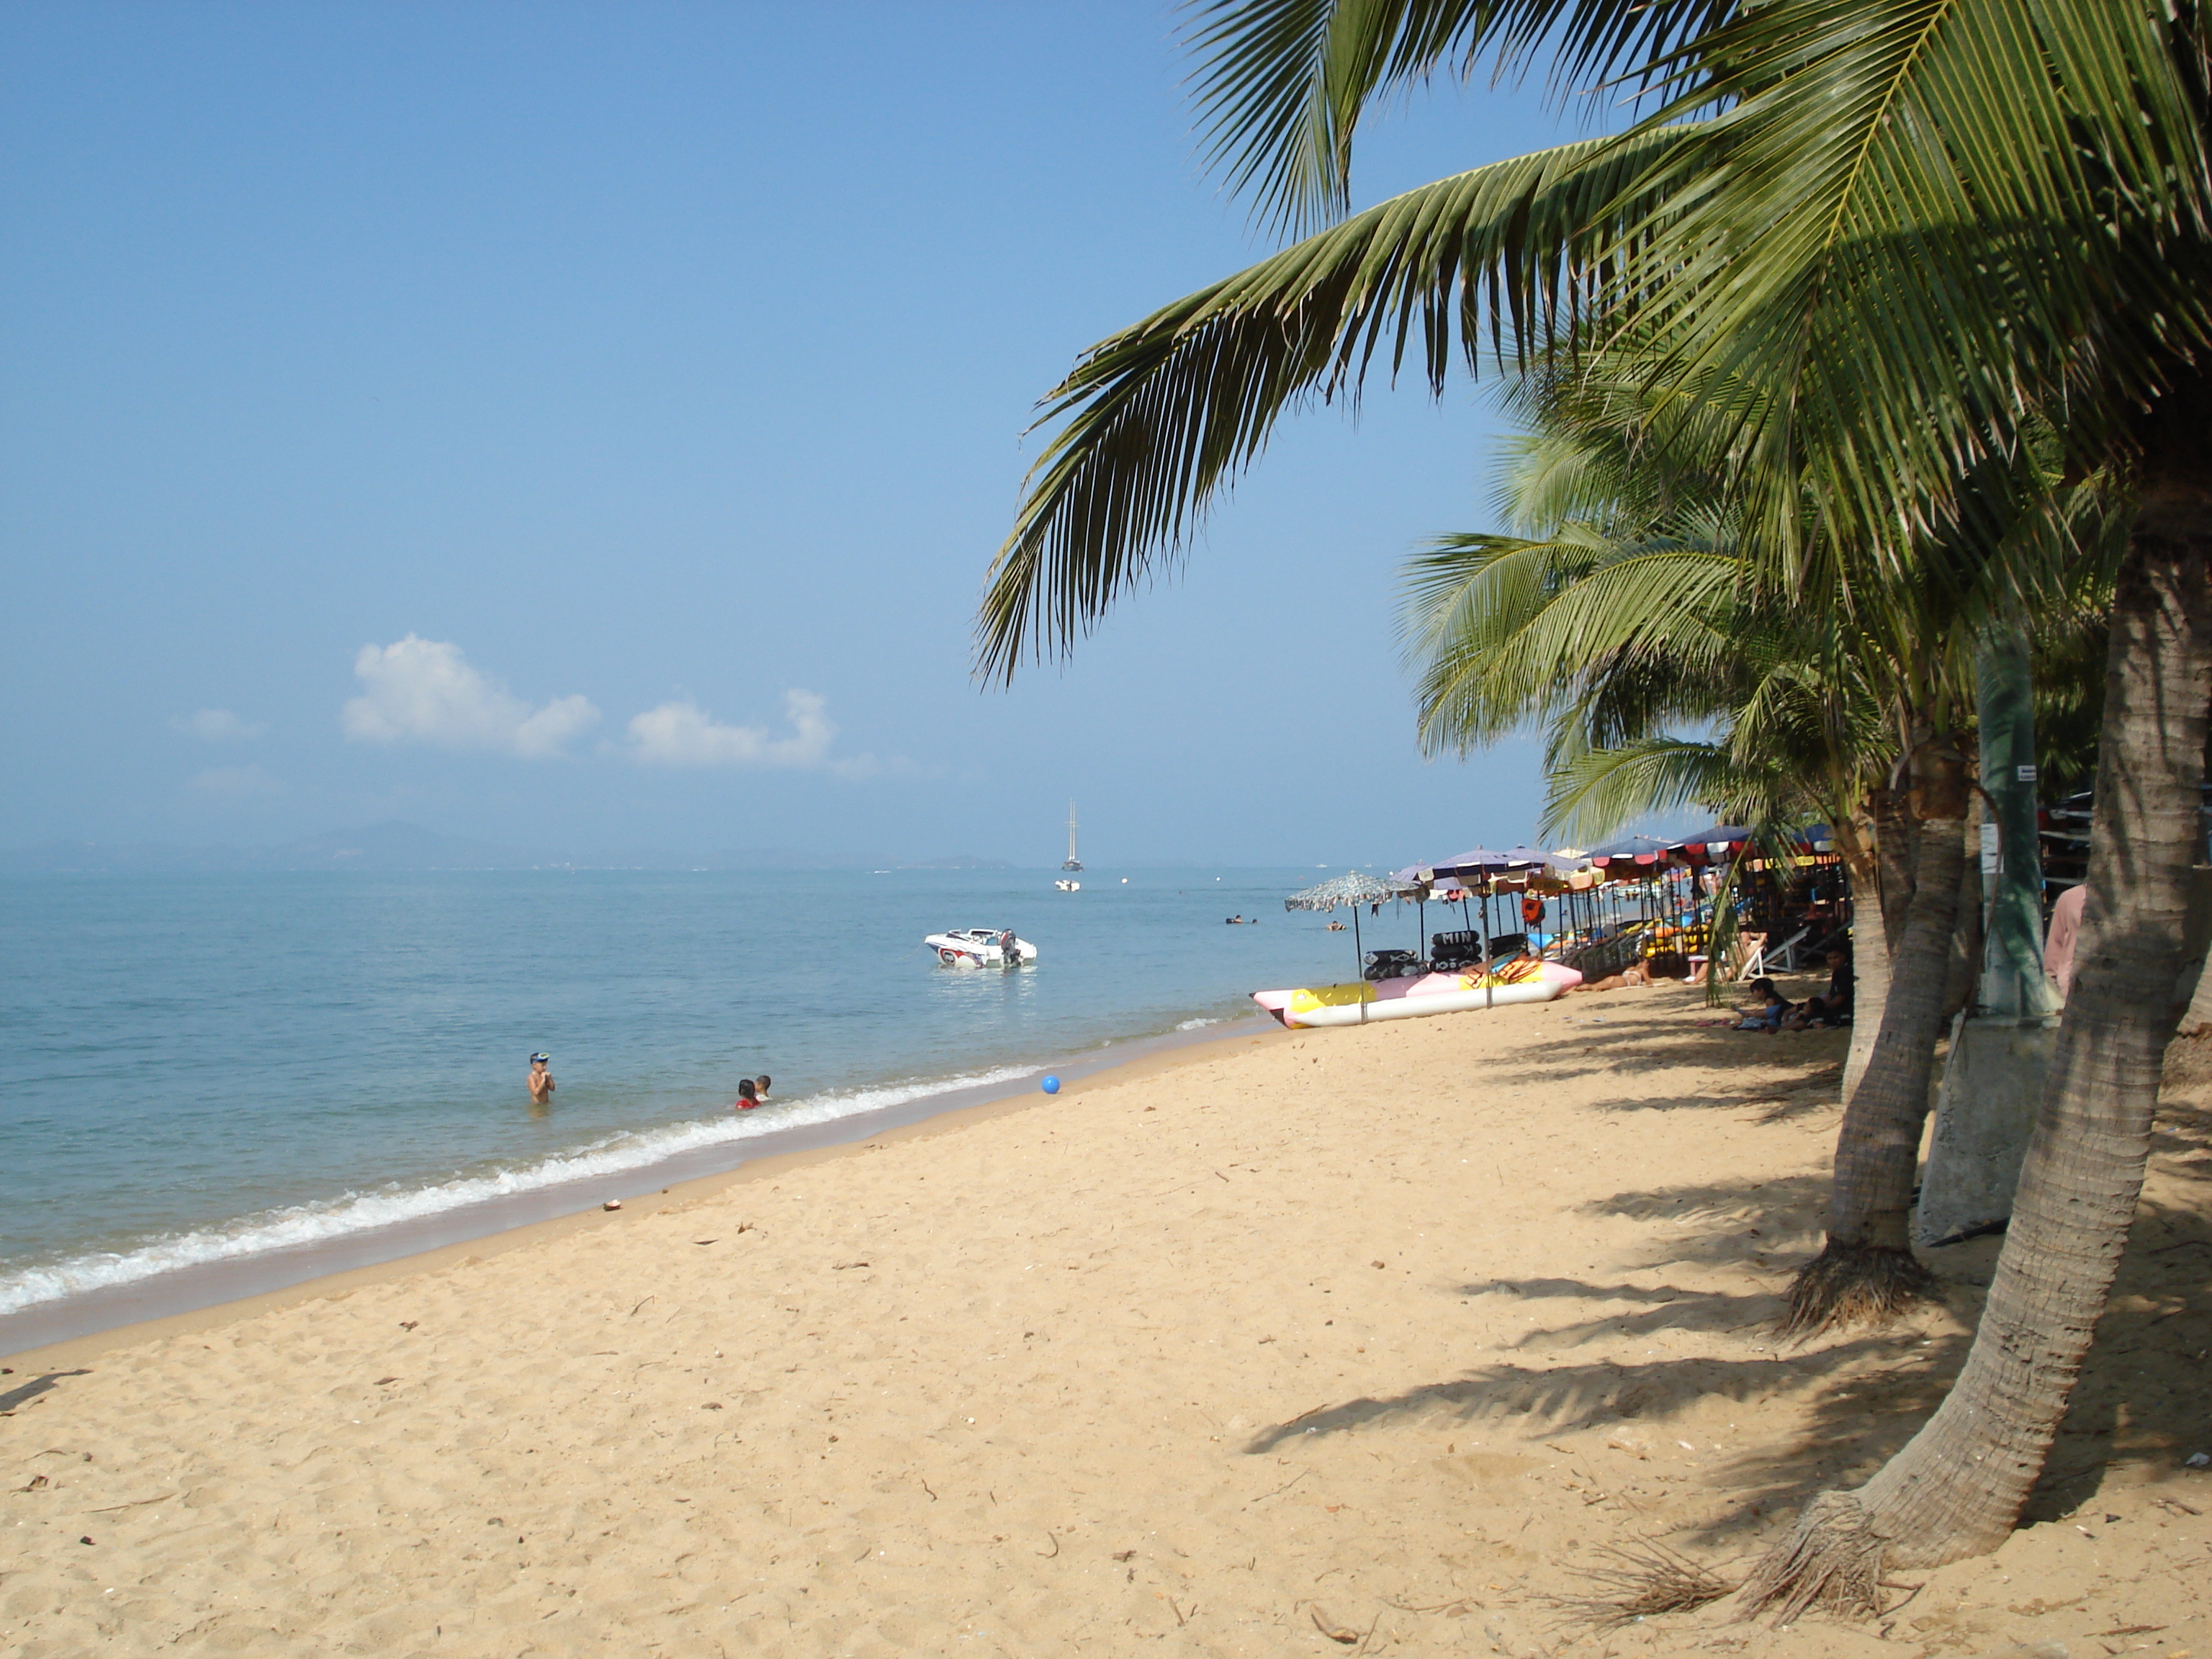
left=0, top=1064, right=1030, bottom=1318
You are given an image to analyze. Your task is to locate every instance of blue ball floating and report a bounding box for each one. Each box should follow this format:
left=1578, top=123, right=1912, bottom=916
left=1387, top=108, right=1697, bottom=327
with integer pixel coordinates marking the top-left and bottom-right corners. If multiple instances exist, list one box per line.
left=1040, top=1075, right=1061, bottom=1094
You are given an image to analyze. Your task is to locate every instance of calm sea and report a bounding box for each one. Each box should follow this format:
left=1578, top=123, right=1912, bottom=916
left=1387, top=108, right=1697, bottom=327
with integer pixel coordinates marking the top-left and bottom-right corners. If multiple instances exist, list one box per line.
left=0, top=867, right=1401, bottom=1327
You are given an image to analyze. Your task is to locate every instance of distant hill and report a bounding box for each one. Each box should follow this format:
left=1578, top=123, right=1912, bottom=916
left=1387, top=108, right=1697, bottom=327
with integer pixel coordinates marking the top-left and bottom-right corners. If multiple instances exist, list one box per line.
left=1, top=822, right=541, bottom=873
left=1, top=824, right=997, bottom=874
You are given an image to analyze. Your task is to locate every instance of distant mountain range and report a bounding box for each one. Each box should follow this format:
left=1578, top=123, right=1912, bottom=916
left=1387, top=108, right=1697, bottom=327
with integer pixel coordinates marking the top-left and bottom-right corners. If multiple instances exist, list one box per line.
left=1, top=822, right=1016, bottom=874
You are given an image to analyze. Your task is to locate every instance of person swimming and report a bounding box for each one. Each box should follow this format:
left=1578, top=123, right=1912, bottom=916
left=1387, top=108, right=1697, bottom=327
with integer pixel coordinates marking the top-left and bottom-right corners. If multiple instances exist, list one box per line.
left=754, top=1074, right=770, bottom=1102
left=735, top=1078, right=759, bottom=1110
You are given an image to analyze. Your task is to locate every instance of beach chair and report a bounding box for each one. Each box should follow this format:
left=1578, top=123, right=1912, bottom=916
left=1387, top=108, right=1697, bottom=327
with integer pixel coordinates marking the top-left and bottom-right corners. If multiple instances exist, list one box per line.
left=1723, top=932, right=1768, bottom=982
left=1764, top=924, right=1815, bottom=971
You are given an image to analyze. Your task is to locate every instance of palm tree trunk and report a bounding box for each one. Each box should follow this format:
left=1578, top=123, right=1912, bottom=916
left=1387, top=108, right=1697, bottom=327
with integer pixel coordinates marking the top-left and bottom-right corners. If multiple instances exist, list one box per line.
left=1842, top=920, right=1893, bottom=1105
left=1783, top=732, right=1966, bottom=1331
left=2164, top=929, right=2212, bottom=1092
left=1743, top=503, right=2212, bottom=1615
left=2159, top=722, right=2212, bottom=1092
left=1833, top=809, right=1892, bottom=1105
left=1871, top=780, right=1916, bottom=949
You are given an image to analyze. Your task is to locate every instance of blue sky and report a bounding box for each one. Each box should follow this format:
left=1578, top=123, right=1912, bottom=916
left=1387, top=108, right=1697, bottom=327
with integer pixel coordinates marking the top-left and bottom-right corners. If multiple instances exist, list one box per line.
left=2, top=2, right=1609, bottom=866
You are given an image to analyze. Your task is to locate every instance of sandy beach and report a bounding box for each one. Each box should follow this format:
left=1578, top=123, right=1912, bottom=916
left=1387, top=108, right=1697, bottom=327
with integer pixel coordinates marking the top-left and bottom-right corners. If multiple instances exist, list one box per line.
left=4, top=980, right=2207, bottom=1658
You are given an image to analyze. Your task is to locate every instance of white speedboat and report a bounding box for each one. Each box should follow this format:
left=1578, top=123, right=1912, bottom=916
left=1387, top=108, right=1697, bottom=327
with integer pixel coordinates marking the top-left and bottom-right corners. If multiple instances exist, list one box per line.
left=925, top=927, right=1039, bottom=968
left=1055, top=878, right=1081, bottom=891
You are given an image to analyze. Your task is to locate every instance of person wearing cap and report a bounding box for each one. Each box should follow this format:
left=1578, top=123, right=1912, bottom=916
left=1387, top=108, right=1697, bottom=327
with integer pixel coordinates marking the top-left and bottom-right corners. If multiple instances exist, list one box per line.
left=528, top=1053, right=555, bottom=1105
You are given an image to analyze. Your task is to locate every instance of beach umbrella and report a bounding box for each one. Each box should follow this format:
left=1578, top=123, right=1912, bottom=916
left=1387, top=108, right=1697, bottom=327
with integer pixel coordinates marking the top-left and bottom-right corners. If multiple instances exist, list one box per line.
left=1489, top=848, right=1580, bottom=951
left=1425, top=848, right=1521, bottom=950
left=1426, top=846, right=1520, bottom=879
left=1586, top=834, right=1673, bottom=868
left=1663, top=824, right=1755, bottom=864
left=1285, top=870, right=1420, bottom=976
left=1494, top=844, right=1576, bottom=871
left=1389, top=868, right=1439, bottom=965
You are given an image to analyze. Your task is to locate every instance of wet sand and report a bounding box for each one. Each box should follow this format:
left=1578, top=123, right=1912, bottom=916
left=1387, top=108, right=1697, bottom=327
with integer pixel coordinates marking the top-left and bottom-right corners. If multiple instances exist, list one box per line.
left=4, top=980, right=2206, bottom=1656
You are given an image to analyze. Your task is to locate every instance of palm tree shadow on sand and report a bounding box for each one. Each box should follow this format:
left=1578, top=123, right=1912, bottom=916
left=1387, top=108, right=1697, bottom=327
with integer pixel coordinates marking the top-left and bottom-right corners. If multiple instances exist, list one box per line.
left=1238, top=1173, right=2210, bottom=1547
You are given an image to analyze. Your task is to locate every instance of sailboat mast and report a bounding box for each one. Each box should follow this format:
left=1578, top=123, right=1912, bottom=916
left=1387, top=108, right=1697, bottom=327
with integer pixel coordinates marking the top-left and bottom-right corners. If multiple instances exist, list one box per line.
left=1063, top=803, right=1082, bottom=871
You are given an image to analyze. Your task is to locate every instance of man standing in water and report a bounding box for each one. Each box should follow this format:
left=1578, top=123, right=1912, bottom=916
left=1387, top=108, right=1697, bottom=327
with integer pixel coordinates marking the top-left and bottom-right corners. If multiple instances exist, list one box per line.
left=528, top=1053, right=555, bottom=1105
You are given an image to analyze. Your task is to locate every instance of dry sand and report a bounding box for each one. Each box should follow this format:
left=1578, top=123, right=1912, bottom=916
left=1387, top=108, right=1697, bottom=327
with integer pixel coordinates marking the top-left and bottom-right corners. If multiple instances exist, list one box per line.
left=4, top=980, right=2208, bottom=1658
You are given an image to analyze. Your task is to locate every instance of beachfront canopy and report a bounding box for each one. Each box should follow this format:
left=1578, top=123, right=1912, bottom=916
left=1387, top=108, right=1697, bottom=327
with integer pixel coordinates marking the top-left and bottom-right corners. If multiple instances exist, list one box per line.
left=1283, top=870, right=1421, bottom=912
left=1586, top=835, right=1673, bottom=868
left=1492, top=845, right=1580, bottom=875
left=1662, top=822, right=1838, bottom=861
left=1412, top=846, right=1564, bottom=882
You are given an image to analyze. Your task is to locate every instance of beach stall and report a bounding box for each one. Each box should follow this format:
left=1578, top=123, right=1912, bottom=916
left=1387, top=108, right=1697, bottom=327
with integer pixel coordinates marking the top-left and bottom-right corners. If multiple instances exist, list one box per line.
left=1658, top=821, right=1848, bottom=971
left=1258, top=866, right=1581, bottom=1028
left=1282, top=869, right=1424, bottom=979
left=1399, top=846, right=1519, bottom=971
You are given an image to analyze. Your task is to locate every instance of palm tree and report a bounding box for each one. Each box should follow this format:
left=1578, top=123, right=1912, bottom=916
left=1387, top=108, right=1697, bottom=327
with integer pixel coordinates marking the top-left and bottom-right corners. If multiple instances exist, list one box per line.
left=1398, top=377, right=2123, bottom=1334
left=981, top=0, right=2212, bottom=1594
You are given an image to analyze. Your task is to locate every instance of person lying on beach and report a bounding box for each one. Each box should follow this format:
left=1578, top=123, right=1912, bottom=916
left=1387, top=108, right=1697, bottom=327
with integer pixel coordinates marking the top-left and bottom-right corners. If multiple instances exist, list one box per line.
left=528, top=1053, right=554, bottom=1104
left=735, top=1079, right=760, bottom=1110
left=754, top=1074, right=771, bottom=1101
left=1571, top=961, right=1647, bottom=994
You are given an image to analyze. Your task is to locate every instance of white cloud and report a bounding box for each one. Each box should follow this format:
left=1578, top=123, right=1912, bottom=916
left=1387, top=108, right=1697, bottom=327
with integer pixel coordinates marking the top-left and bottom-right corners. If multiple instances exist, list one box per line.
left=342, top=635, right=599, bottom=757
left=174, top=708, right=265, bottom=742
left=624, top=689, right=886, bottom=776
left=187, top=763, right=282, bottom=796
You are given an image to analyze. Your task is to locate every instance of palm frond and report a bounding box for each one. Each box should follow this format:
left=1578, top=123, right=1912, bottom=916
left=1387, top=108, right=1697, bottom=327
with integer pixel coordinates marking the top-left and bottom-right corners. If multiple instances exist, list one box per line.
left=1182, top=0, right=1738, bottom=233
left=1539, top=736, right=1736, bottom=844
left=1605, top=0, right=2212, bottom=560
left=975, top=122, right=1704, bottom=681
left=1406, top=541, right=1745, bottom=753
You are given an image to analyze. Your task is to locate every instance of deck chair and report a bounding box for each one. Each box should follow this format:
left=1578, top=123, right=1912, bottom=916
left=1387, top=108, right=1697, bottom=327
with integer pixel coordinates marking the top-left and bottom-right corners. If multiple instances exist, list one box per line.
left=1724, top=932, right=1768, bottom=982
left=1765, top=924, right=1815, bottom=971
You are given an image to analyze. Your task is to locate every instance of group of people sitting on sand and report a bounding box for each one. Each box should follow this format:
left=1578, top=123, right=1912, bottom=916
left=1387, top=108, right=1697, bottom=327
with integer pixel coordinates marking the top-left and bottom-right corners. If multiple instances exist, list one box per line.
left=1715, top=948, right=1855, bottom=1032
left=1566, top=943, right=1856, bottom=1033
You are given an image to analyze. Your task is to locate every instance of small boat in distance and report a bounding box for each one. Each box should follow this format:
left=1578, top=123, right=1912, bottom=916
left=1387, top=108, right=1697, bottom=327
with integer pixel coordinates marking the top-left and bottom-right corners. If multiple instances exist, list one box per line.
left=1062, top=803, right=1083, bottom=872
left=924, top=927, right=1039, bottom=968
left=1055, top=877, right=1081, bottom=891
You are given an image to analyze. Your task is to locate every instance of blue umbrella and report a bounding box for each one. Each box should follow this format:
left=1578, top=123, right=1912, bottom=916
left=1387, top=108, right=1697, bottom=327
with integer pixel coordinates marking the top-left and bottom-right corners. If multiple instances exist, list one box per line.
left=1586, top=834, right=1673, bottom=866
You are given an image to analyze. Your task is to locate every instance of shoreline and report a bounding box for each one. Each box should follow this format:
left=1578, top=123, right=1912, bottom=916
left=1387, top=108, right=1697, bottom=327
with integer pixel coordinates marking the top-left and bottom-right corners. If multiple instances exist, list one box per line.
left=0, top=1012, right=1285, bottom=1367
left=4, top=983, right=2203, bottom=1658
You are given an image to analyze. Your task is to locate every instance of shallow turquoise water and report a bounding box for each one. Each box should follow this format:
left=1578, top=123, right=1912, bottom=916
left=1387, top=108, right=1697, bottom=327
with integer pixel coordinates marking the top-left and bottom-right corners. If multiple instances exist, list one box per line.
left=0, top=867, right=1416, bottom=1313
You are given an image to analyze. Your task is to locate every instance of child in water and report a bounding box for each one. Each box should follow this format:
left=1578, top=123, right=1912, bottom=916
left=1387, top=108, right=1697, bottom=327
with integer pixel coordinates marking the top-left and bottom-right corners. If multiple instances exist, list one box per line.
left=735, top=1079, right=759, bottom=1110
